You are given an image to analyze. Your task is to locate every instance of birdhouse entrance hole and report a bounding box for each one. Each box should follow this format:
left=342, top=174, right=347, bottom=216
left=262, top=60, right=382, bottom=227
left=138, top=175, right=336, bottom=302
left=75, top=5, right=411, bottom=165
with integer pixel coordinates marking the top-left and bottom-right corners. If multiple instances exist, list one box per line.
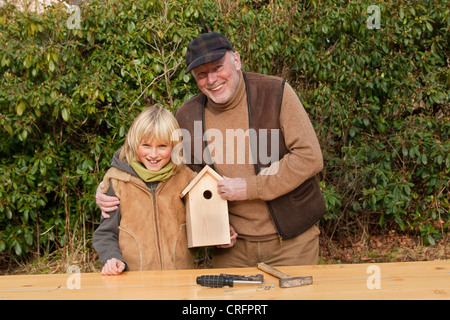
left=203, top=190, right=212, bottom=199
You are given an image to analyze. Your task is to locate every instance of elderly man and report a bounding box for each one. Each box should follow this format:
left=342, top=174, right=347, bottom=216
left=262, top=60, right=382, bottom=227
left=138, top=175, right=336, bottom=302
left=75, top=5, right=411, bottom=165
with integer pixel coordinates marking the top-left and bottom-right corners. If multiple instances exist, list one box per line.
left=96, top=32, right=326, bottom=268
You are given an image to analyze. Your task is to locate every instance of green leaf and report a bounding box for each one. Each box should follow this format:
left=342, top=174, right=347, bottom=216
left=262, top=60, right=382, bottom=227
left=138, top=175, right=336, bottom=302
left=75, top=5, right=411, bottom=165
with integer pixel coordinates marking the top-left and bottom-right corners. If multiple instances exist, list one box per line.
left=14, top=241, right=22, bottom=256
left=119, top=125, right=125, bottom=137
left=6, top=208, right=12, bottom=219
left=49, top=60, right=55, bottom=72
left=404, top=184, right=411, bottom=196
left=16, top=101, right=26, bottom=116
left=421, top=154, right=428, bottom=165
left=24, top=229, right=33, bottom=245
left=23, top=56, right=32, bottom=68
left=61, top=108, right=69, bottom=121
left=349, top=127, right=356, bottom=138
left=2, top=122, right=13, bottom=135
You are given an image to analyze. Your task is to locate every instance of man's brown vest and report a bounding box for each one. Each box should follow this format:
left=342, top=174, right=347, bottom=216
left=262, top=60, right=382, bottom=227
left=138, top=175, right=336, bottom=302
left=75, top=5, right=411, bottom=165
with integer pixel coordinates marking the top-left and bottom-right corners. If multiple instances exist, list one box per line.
left=175, top=72, right=326, bottom=239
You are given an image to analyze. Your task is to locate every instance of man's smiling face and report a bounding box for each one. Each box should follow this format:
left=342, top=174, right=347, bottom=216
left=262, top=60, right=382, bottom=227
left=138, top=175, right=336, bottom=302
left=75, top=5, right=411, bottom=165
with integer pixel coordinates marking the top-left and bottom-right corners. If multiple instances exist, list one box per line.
left=192, top=51, right=241, bottom=105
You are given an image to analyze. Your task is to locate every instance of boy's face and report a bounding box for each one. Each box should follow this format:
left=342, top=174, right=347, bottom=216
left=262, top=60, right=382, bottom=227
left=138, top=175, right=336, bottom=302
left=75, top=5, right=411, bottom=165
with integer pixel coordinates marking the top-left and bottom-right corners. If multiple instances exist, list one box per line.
left=137, top=138, right=173, bottom=172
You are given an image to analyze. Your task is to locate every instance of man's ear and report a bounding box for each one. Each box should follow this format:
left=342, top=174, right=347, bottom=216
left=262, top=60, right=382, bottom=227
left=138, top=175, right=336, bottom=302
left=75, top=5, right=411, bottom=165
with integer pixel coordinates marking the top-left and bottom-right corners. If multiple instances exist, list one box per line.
left=233, top=51, right=242, bottom=71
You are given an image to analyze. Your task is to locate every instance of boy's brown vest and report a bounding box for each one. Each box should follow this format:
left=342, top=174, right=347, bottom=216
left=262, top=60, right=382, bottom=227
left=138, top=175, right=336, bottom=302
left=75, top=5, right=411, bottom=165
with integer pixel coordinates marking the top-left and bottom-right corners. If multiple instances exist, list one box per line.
left=175, top=72, right=326, bottom=239
left=102, top=166, right=196, bottom=270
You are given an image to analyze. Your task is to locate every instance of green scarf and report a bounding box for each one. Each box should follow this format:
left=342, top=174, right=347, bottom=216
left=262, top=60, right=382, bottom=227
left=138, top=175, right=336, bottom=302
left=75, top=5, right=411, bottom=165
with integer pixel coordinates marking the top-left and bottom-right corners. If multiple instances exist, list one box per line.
left=130, top=160, right=174, bottom=182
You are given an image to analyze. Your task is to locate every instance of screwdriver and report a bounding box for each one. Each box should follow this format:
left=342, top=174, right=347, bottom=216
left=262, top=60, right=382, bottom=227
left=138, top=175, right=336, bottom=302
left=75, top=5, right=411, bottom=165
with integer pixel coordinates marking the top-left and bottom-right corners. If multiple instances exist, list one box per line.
left=196, top=275, right=263, bottom=288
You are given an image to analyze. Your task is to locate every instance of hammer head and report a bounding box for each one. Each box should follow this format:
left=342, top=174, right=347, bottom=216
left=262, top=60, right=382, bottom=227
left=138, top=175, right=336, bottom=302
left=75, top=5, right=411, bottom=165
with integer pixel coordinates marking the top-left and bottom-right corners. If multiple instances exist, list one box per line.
left=279, top=276, right=313, bottom=288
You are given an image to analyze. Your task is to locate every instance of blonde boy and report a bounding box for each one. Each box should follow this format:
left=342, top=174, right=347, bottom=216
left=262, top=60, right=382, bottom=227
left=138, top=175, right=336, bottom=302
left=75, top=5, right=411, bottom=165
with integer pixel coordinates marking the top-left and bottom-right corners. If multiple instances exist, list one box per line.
left=93, top=105, right=196, bottom=275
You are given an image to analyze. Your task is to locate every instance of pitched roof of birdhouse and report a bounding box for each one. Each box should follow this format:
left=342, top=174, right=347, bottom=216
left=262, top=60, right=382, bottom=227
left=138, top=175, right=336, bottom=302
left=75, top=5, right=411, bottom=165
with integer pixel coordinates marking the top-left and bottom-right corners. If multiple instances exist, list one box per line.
left=180, top=165, right=223, bottom=198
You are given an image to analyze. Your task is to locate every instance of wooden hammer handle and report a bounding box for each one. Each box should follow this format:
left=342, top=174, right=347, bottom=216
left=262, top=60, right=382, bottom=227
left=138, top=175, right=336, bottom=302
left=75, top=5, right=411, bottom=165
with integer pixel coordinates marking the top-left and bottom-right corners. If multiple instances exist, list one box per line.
left=257, top=262, right=290, bottom=279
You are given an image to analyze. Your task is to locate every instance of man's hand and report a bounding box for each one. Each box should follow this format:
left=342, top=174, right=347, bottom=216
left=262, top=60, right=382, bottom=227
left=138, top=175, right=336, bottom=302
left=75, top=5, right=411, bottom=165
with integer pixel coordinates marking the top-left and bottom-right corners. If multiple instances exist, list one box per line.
left=216, top=225, right=238, bottom=249
left=217, top=177, right=248, bottom=201
left=101, top=258, right=126, bottom=276
left=96, top=182, right=120, bottom=218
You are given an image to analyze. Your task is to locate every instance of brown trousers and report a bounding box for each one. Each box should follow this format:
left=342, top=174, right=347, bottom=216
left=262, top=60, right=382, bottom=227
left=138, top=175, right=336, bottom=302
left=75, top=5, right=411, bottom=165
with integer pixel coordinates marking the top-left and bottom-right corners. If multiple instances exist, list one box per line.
left=212, top=224, right=320, bottom=268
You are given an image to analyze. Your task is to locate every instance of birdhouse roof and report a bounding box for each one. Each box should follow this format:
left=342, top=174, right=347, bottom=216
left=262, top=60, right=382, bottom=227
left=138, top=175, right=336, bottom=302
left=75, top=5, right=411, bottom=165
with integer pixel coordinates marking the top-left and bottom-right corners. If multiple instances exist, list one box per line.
left=180, top=165, right=223, bottom=198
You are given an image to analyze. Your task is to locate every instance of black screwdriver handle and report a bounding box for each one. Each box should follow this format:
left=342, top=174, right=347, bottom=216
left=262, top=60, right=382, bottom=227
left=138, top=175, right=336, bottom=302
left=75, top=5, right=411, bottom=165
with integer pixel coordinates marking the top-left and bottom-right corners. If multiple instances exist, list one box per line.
left=196, top=275, right=234, bottom=287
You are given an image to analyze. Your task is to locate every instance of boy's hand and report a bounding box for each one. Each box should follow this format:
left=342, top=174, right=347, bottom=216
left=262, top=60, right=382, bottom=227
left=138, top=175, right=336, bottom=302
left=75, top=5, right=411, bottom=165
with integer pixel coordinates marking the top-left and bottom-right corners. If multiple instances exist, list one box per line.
left=96, top=182, right=120, bottom=218
left=102, top=258, right=126, bottom=275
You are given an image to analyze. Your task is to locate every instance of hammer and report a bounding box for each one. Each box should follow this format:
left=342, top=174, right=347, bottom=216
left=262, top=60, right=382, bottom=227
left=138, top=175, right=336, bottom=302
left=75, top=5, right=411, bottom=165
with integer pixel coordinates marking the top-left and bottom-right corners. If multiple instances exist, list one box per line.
left=257, top=262, right=313, bottom=288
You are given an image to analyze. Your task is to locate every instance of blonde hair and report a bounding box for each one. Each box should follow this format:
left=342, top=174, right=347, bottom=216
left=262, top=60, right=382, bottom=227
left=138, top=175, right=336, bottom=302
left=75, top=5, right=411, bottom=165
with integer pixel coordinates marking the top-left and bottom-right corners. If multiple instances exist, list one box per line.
left=120, top=104, right=183, bottom=166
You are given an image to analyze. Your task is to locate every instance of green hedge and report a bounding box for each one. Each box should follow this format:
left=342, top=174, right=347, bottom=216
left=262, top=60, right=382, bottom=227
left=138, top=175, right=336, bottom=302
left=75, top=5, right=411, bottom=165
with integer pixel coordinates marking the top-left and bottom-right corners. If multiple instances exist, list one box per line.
left=0, top=0, right=448, bottom=259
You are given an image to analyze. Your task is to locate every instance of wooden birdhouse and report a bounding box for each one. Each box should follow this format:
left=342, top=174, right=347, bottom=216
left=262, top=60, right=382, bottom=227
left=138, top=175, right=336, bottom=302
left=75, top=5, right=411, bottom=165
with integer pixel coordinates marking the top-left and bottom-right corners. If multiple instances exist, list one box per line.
left=180, top=165, right=230, bottom=248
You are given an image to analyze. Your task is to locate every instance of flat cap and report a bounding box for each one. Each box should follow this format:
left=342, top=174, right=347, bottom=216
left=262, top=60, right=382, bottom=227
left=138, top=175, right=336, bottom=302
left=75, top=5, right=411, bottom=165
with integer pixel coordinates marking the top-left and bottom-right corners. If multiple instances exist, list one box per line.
left=185, top=32, right=234, bottom=74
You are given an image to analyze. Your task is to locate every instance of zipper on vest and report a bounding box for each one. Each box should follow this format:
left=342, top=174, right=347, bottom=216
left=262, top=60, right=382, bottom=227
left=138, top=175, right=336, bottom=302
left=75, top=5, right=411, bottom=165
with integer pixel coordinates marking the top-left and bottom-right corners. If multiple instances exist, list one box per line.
left=151, top=188, right=163, bottom=270
left=278, top=234, right=283, bottom=243
left=130, top=179, right=165, bottom=269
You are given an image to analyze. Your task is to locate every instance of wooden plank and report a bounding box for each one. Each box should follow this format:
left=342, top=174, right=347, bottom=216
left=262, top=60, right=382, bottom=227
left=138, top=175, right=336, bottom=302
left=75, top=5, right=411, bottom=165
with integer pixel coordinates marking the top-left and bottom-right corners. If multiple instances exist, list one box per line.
left=0, top=261, right=448, bottom=300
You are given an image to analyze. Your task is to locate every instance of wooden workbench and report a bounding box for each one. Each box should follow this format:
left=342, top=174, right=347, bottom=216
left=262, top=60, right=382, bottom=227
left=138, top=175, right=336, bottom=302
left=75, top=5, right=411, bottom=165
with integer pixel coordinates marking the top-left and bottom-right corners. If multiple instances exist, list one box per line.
left=0, top=260, right=448, bottom=300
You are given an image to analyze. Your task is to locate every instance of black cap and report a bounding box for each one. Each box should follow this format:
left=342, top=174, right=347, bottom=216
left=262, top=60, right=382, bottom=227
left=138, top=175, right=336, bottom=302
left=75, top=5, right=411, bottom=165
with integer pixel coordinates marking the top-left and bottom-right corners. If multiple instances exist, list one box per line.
left=185, top=32, right=234, bottom=74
